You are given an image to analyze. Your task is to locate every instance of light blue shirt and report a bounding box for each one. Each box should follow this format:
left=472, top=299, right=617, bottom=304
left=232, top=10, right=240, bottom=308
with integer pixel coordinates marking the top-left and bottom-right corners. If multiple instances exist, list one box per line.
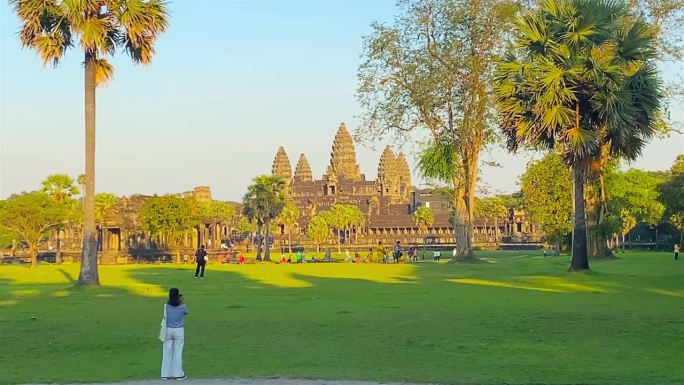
left=165, top=304, right=188, bottom=328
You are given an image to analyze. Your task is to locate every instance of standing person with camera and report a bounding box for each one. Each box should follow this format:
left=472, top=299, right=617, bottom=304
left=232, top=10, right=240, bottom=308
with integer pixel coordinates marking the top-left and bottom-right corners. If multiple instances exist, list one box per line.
left=161, top=288, right=187, bottom=380
left=194, top=245, right=207, bottom=279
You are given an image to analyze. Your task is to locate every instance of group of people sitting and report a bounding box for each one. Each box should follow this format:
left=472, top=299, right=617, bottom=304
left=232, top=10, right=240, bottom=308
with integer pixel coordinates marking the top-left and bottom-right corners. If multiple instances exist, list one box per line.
left=216, top=252, right=246, bottom=264
left=276, top=241, right=424, bottom=264
left=202, top=240, right=453, bottom=265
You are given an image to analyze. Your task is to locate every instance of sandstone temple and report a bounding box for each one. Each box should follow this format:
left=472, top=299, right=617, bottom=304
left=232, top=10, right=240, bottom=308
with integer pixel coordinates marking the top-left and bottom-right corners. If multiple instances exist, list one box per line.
left=18, top=123, right=542, bottom=263
left=267, top=123, right=540, bottom=248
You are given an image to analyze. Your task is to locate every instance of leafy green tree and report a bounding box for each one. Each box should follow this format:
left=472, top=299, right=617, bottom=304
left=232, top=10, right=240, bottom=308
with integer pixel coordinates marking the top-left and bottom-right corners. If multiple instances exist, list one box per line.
left=209, top=201, right=236, bottom=221
left=322, top=204, right=364, bottom=252
left=494, top=0, right=663, bottom=271
left=242, top=175, right=286, bottom=261
left=208, top=200, right=237, bottom=244
left=323, top=205, right=347, bottom=253
left=474, top=196, right=508, bottom=244
left=95, top=193, right=118, bottom=225
left=41, top=174, right=81, bottom=262
left=606, top=169, right=665, bottom=228
left=276, top=201, right=300, bottom=253
left=618, top=209, right=638, bottom=251
left=10, top=0, right=169, bottom=285
left=671, top=212, right=684, bottom=246
left=139, top=195, right=199, bottom=263
left=236, top=216, right=256, bottom=235
left=241, top=194, right=264, bottom=259
left=660, top=155, right=684, bottom=244
left=0, top=192, right=71, bottom=268
left=307, top=214, right=331, bottom=254
left=357, top=0, right=518, bottom=259
left=413, top=206, right=435, bottom=258
left=520, top=153, right=572, bottom=255
left=344, top=204, right=365, bottom=245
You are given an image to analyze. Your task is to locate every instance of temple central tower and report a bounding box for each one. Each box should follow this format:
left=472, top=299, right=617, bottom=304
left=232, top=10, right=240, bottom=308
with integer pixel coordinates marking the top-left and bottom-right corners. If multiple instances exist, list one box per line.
left=325, top=123, right=362, bottom=180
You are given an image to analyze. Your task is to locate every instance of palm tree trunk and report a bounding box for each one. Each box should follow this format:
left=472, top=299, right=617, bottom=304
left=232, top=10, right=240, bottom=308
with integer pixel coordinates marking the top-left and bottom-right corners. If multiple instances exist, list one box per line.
left=256, top=223, right=263, bottom=261
left=570, top=164, right=589, bottom=271
left=288, top=227, right=292, bottom=254
left=337, top=228, right=341, bottom=253
left=494, top=217, right=498, bottom=245
left=264, top=217, right=272, bottom=261
left=78, top=52, right=100, bottom=286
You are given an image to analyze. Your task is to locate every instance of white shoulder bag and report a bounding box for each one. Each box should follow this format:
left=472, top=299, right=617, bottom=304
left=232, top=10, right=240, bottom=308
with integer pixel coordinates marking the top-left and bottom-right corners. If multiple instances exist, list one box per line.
left=158, top=304, right=168, bottom=342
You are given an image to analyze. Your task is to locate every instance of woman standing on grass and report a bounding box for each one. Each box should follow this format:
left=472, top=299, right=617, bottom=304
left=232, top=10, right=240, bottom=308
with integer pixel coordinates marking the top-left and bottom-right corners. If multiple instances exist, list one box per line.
left=161, top=288, right=187, bottom=380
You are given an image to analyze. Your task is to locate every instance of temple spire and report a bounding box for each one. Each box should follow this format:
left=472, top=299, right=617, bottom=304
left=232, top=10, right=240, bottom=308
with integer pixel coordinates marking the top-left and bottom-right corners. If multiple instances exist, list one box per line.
left=377, top=145, right=400, bottom=198
left=294, top=153, right=313, bottom=182
left=272, top=146, right=292, bottom=179
left=325, top=122, right=362, bottom=180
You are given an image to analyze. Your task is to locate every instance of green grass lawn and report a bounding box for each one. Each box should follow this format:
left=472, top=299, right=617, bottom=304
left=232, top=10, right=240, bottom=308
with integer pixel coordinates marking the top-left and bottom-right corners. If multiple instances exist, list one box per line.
left=1, top=251, right=683, bottom=385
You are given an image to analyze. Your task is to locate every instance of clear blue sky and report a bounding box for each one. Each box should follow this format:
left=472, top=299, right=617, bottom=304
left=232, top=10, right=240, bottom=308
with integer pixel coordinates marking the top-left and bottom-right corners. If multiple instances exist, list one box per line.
left=1, top=1, right=682, bottom=201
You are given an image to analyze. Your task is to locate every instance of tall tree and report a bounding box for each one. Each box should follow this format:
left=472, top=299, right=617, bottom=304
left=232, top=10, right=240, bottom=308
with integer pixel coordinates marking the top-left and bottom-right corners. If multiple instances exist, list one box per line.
left=323, top=205, right=348, bottom=253
left=0, top=192, right=70, bottom=268
left=208, top=200, right=237, bottom=245
left=41, top=174, right=79, bottom=204
left=10, top=0, right=168, bottom=285
left=307, top=214, right=330, bottom=255
left=95, top=193, right=118, bottom=225
left=277, top=201, right=300, bottom=253
left=241, top=193, right=264, bottom=260
left=660, top=155, right=684, bottom=245
left=242, top=175, right=286, bottom=261
left=41, top=174, right=80, bottom=262
left=494, top=0, right=663, bottom=271
left=520, top=153, right=573, bottom=255
left=357, top=0, right=518, bottom=259
left=474, top=196, right=508, bottom=244
left=606, top=168, right=665, bottom=230
left=346, top=205, right=366, bottom=244
left=139, top=195, right=200, bottom=263
left=413, top=205, right=435, bottom=258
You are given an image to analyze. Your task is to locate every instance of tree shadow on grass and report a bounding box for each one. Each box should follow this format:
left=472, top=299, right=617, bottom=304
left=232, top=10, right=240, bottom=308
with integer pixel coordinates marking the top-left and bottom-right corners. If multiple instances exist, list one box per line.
left=2, top=261, right=684, bottom=385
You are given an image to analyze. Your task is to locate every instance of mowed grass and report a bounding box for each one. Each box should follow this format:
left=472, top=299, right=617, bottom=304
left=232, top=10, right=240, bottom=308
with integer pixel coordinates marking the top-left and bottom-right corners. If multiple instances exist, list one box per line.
left=0, top=251, right=683, bottom=385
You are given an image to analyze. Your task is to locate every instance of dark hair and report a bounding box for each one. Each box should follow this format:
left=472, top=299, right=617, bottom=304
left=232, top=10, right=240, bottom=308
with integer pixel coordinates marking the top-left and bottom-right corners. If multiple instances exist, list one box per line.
left=168, top=288, right=182, bottom=306
left=200, top=245, right=205, bottom=249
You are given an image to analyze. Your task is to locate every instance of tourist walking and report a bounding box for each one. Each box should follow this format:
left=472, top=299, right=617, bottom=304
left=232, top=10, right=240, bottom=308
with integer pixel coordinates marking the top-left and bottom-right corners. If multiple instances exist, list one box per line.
left=393, top=241, right=402, bottom=263
left=675, top=244, right=680, bottom=261
left=161, top=288, right=187, bottom=380
left=194, top=245, right=207, bottom=278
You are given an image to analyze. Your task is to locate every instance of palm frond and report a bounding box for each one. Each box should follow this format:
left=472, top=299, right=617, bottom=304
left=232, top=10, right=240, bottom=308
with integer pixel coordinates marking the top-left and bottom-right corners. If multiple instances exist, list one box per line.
left=94, top=58, right=114, bottom=86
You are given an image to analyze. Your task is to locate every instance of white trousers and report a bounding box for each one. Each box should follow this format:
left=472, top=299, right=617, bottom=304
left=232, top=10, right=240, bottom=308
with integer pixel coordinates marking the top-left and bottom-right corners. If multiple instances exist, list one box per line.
left=161, top=327, right=185, bottom=378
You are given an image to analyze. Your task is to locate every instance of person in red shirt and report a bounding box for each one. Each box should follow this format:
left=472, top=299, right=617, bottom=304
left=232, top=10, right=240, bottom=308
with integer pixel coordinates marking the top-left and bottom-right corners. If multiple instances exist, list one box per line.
left=238, top=253, right=245, bottom=265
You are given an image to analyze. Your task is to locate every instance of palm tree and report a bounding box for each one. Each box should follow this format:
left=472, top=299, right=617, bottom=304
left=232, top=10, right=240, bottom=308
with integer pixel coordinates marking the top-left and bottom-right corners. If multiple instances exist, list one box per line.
left=346, top=205, right=365, bottom=244
left=494, top=0, right=662, bottom=271
left=307, top=214, right=330, bottom=255
left=413, top=206, right=434, bottom=259
left=277, top=201, right=300, bottom=254
left=242, top=175, right=286, bottom=261
left=41, top=174, right=79, bottom=204
left=241, top=193, right=264, bottom=260
left=41, top=174, right=79, bottom=262
left=10, top=0, right=168, bottom=285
